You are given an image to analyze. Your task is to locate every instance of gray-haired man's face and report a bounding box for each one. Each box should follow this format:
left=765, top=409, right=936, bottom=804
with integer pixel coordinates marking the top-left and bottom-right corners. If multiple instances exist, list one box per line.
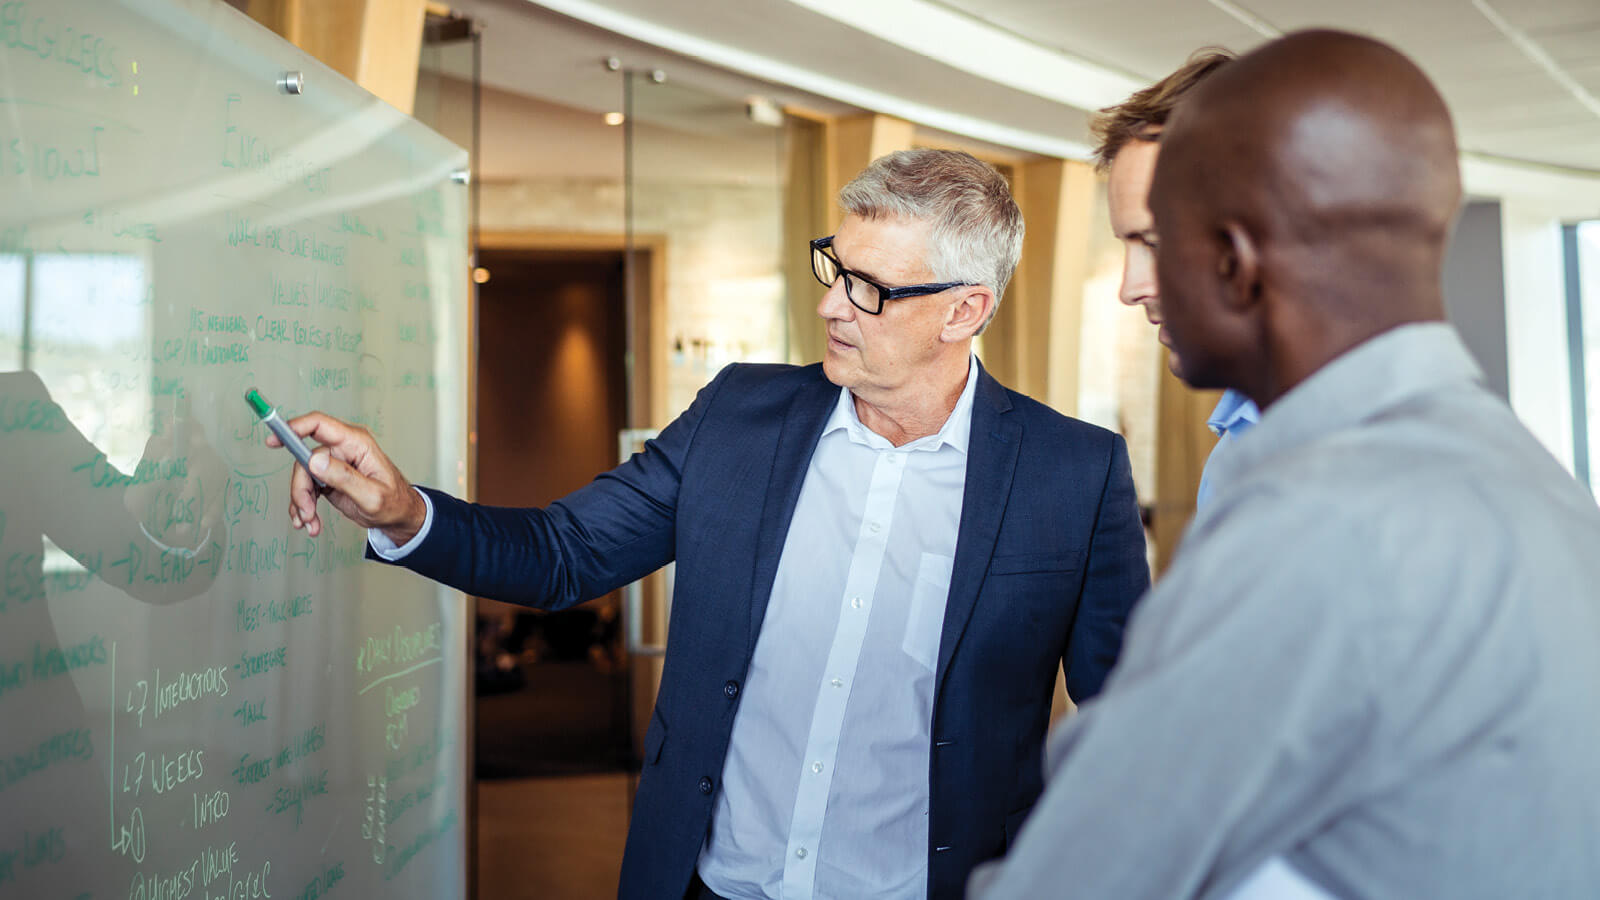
left=816, top=214, right=959, bottom=401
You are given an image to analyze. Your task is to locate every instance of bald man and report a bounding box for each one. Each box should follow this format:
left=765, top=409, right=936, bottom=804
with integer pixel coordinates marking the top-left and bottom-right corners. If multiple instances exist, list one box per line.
left=970, top=30, right=1600, bottom=900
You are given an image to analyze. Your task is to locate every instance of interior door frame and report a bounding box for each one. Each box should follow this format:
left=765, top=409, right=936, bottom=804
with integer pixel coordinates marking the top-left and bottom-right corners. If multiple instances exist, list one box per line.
left=472, top=227, right=669, bottom=804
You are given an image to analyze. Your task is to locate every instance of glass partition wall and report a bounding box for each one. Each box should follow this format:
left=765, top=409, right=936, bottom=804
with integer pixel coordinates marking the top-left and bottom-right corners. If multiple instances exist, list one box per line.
left=625, top=69, right=789, bottom=420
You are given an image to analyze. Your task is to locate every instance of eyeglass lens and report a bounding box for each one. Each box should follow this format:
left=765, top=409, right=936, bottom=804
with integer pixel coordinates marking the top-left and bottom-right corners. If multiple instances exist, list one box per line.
left=812, top=244, right=880, bottom=313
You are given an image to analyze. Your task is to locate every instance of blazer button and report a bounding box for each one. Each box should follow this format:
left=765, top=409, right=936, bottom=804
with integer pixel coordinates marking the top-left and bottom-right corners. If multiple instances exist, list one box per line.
left=724, top=680, right=740, bottom=699
left=698, top=776, right=714, bottom=795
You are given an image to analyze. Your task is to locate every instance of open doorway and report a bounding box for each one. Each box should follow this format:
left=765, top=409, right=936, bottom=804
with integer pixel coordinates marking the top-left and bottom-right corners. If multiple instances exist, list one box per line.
left=473, top=247, right=632, bottom=778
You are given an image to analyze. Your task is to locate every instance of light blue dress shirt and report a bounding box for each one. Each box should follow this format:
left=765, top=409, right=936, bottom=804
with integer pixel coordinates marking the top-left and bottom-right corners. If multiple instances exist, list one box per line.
left=1195, top=389, right=1260, bottom=510
left=698, top=356, right=979, bottom=900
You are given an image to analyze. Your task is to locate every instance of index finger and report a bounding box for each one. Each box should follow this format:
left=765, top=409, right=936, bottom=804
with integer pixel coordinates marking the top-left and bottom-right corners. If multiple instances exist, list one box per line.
left=282, top=411, right=361, bottom=448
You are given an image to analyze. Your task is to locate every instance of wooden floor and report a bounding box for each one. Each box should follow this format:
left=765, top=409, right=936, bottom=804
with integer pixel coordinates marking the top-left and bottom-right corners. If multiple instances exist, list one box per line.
left=477, top=774, right=634, bottom=899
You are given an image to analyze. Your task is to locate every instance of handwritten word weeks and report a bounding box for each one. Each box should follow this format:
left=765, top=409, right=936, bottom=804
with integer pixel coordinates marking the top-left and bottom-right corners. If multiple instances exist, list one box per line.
left=120, top=747, right=204, bottom=798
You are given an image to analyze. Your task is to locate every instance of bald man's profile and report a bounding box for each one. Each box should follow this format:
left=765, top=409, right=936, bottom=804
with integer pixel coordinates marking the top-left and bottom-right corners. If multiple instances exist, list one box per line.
left=970, top=30, right=1600, bottom=900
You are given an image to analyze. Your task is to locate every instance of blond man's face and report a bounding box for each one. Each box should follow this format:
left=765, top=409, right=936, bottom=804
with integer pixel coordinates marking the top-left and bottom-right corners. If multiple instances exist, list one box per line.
left=1107, top=138, right=1183, bottom=376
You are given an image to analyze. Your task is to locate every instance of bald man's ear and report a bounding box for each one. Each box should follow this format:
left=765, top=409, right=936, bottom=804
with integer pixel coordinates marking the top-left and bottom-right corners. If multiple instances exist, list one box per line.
left=1217, top=221, right=1262, bottom=313
left=943, top=286, right=995, bottom=342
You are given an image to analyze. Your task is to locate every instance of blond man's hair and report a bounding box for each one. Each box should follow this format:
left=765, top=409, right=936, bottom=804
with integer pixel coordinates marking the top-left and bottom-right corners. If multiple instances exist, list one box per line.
left=1090, top=49, right=1235, bottom=172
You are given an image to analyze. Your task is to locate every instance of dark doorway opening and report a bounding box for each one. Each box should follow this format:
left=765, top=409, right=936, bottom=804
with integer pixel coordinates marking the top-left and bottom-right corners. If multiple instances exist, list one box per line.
left=473, top=248, right=633, bottom=779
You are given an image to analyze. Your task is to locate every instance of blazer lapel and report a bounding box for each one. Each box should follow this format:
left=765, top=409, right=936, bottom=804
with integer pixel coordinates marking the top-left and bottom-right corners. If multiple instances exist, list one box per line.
left=935, top=364, right=1020, bottom=690
left=746, top=372, right=837, bottom=649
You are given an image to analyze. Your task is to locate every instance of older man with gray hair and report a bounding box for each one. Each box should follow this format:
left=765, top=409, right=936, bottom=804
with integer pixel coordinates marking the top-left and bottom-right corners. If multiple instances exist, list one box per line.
left=271, top=149, right=1149, bottom=900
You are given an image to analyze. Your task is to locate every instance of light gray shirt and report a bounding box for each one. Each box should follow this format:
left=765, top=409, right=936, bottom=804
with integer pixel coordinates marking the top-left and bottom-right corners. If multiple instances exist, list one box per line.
left=970, top=323, right=1600, bottom=899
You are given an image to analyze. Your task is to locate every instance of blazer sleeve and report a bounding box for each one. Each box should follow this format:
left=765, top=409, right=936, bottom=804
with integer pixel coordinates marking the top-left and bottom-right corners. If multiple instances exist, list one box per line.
left=374, top=366, right=734, bottom=610
left=1062, top=432, right=1149, bottom=702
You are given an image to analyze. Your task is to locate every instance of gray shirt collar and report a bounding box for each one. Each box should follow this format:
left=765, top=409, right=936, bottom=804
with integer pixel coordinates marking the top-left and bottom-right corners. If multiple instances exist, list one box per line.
left=1207, top=322, right=1485, bottom=497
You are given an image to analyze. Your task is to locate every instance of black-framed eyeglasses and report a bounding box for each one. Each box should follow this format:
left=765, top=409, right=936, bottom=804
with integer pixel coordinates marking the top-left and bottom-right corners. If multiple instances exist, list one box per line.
left=810, top=235, right=973, bottom=315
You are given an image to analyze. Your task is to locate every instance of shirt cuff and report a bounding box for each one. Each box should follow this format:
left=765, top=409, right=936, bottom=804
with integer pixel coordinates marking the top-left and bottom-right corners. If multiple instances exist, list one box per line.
left=368, top=487, right=434, bottom=560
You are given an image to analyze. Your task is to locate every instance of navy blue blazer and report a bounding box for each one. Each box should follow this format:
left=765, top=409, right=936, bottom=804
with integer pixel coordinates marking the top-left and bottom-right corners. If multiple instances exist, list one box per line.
left=386, top=361, right=1148, bottom=899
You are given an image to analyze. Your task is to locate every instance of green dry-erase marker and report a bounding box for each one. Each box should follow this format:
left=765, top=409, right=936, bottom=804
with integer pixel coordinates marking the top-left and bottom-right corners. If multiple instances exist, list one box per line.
left=245, top=388, right=326, bottom=487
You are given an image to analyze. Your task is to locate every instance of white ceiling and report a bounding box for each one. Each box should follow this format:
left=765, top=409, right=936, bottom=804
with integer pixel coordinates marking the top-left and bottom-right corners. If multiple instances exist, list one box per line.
left=935, top=0, right=1600, bottom=171
left=438, top=0, right=1600, bottom=174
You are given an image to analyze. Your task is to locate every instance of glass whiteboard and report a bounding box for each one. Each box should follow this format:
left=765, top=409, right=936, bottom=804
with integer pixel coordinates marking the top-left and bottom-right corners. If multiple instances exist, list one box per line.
left=0, top=1, right=470, bottom=897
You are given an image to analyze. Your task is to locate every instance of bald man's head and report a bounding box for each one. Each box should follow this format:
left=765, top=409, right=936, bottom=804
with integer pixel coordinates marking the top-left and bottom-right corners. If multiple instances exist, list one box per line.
left=1147, top=30, right=1462, bottom=404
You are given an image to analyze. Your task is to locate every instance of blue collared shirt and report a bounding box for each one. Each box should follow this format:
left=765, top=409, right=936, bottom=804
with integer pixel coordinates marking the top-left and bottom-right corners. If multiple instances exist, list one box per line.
left=1195, top=389, right=1260, bottom=510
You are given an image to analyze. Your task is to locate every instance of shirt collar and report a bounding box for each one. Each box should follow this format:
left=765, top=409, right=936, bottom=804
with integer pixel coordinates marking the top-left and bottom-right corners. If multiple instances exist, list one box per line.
left=823, top=354, right=980, bottom=455
left=1207, top=389, right=1261, bottom=437
left=1206, top=322, right=1483, bottom=496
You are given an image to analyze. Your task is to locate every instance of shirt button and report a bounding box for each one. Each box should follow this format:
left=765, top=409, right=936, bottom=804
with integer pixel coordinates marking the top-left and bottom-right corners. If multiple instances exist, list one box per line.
left=698, top=776, right=713, bottom=795
left=850, top=597, right=863, bottom=610
left=887, top=453, right=900, bottom=465
left=830, top=677, right=843, bottom=688
left=811, top=761, right=824, bottom=774
left=868, top=521, right=881, bottom=533
left=796, top=847, right=808, bottom=859
left=723, top=680, right=739, bottom=699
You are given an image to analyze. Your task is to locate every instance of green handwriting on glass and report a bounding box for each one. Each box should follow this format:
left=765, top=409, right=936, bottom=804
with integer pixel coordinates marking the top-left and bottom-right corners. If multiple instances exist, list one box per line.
left=0, top=2, right=121, bottom=86
left=0, top=823, right=67, bottom=886
left=72, top=452, right=188, bottom=489
left=234, top=644, right=287, bottom=680
left=267, top=767, right=329, bottom=828
left=0, top=727, right=93, bottom=795
left=221, top=94, right=331, bottom=193
left=0, top=635, right=108, bottom=699
left=294, top=860, right=344, bottom=900
left=3, top=127, right=104, bottom=180
left=226, top=213, right=347, bottom=267
left=384, top=808, right=458, bottom=882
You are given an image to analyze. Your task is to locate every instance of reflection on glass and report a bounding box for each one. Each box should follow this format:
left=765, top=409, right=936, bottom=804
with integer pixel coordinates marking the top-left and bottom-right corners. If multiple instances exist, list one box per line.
left=1580, top=221, right=1600, bottom=499
left=1, top=258, right=228, bottom=894
left=627, top=71, right=787, bottom=417
left=0, top=254, right=21, bottom=369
